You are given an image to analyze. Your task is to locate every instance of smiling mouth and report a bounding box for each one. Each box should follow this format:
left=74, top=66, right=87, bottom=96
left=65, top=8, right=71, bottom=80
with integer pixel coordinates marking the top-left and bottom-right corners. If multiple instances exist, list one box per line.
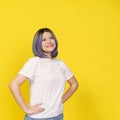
left=46, top=44, right=54, bottom=48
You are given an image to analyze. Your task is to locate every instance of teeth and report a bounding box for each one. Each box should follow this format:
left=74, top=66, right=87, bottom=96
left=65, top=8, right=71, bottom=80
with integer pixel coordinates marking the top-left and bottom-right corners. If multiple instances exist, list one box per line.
left=47, top=45, right=53, bottom=47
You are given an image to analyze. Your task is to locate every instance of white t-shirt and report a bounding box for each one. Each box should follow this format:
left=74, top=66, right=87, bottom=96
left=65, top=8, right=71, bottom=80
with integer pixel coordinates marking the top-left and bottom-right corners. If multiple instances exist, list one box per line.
left=18, top=56, right=73, bottom=118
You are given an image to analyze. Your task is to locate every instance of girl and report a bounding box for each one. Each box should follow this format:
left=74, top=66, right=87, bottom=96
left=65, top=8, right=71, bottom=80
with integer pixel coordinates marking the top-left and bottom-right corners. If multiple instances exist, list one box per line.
left=9, top=28, right=79, bottom=120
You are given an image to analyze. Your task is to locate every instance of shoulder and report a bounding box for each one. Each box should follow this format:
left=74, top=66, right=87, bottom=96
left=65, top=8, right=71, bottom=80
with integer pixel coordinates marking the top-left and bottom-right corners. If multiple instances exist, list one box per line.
left=53, top=58, right=66, bottom=66
left=53, top=58, right=63, bottom=63
left=25, top=56, right=40, bottom=64
left=28, top=56, right=39, bottom=61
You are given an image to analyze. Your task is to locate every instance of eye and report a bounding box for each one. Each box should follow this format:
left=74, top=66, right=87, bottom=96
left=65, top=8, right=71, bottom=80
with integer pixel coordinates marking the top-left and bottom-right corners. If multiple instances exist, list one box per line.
left=42, top=39, right=46, bottom=41
left=50, top=36, right=54, bottom=39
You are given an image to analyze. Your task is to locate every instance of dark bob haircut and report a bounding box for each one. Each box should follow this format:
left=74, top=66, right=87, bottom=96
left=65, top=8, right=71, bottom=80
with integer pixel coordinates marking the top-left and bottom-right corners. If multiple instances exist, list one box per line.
left=32, top=28, right=58, bottom=58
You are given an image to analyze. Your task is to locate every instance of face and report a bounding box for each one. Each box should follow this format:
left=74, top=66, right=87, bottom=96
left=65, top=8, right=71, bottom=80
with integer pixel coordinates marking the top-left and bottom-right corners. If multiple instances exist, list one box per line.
left=41, top=32, right=56, bottom=56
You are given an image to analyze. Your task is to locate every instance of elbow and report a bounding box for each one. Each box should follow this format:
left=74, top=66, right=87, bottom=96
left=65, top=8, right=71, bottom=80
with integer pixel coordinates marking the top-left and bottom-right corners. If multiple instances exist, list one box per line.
left=72, top=81, right=79, bottom=91
left=9, top=81, right=14, bottom=90
left=9, top=80, right=18, bottom=91
left=75, top=82, right=79, bottom=90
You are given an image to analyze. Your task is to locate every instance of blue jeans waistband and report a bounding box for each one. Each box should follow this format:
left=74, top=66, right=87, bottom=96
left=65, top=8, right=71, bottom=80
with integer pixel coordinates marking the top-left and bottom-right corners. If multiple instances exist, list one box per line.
left=24, top=113, right=63, bottom=120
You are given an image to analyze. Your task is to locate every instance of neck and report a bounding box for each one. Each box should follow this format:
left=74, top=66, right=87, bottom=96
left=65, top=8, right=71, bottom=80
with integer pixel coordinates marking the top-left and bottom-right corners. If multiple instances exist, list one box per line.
left=45, top=53, right=52, bottom=59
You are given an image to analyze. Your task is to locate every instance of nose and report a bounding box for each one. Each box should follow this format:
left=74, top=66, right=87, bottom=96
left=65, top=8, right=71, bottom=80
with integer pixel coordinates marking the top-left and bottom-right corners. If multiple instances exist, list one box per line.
left=47, top=39, right=52, bottom=43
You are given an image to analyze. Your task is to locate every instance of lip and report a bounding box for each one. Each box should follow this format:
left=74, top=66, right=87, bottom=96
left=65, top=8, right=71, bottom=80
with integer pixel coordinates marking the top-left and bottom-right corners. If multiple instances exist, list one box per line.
left=46, top=44, right=54, bottom=48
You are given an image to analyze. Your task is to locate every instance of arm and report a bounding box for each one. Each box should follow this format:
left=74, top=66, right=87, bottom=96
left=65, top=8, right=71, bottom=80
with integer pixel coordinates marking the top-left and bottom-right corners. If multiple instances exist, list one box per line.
left=9, top=74, right=45, bottom=115
left=62, top=76, right=79, bottom=103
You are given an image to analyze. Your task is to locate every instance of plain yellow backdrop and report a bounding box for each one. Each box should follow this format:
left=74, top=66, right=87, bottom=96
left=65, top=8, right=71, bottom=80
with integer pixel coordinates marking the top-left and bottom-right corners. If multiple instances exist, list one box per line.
left=0, top=0, right=120, bottom=120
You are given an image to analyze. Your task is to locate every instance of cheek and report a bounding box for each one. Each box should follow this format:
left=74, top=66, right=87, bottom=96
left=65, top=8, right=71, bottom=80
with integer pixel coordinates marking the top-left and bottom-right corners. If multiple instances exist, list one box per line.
left=54, top=43, right=56, bottom=48
left=41, top=42, right=46, bottom=48
left=52, top=40, right=56, bottom=46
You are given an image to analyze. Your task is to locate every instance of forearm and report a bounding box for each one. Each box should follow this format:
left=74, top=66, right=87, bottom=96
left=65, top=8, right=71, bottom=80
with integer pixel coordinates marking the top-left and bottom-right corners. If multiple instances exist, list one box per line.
left=9, top=81, right=28, bottom=112
left=62, top=83, right=78, bottom=103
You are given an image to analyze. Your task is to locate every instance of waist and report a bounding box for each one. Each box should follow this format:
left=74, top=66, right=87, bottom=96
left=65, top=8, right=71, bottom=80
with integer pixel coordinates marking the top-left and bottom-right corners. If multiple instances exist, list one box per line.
left=27, top=108, right=63, bottom=119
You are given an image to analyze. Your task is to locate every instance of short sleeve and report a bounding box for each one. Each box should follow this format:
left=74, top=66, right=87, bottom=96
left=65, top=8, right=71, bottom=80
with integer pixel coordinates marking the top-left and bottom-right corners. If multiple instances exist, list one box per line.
left=18, top=58, right=38, bottom=80
left=61, top=61, right=74, bottom=80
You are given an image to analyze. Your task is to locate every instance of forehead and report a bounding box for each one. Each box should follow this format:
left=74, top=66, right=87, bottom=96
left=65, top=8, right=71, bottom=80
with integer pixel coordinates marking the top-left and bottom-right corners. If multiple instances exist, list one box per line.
left=42, top=32, right=52, bottom=38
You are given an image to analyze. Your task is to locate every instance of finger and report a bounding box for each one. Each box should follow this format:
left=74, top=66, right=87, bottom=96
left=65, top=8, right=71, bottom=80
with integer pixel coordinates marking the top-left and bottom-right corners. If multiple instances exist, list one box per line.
left=36, top=108, right=45, bottom=112
left=28, top=107, right=45, bottom=114
left=34, top=103, right=43, bottom=107
left=32, top=108, right=45, bottom=114
left=36, top=106, right=45, bottom=111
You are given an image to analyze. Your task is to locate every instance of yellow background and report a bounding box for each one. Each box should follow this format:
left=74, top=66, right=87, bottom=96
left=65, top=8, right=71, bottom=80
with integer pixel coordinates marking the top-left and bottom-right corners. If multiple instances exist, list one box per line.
left=0, top=0, right=120, bottom=120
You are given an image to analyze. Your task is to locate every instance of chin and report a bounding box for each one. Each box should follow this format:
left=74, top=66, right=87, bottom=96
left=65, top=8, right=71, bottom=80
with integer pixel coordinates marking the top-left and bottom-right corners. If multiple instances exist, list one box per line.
left=46, top=47, right=55, bottom=52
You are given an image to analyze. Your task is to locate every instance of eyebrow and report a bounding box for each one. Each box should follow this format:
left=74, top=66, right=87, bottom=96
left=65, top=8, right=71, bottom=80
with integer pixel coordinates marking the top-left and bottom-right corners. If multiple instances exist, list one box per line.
left=42, top=35, right=53, bottom=39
